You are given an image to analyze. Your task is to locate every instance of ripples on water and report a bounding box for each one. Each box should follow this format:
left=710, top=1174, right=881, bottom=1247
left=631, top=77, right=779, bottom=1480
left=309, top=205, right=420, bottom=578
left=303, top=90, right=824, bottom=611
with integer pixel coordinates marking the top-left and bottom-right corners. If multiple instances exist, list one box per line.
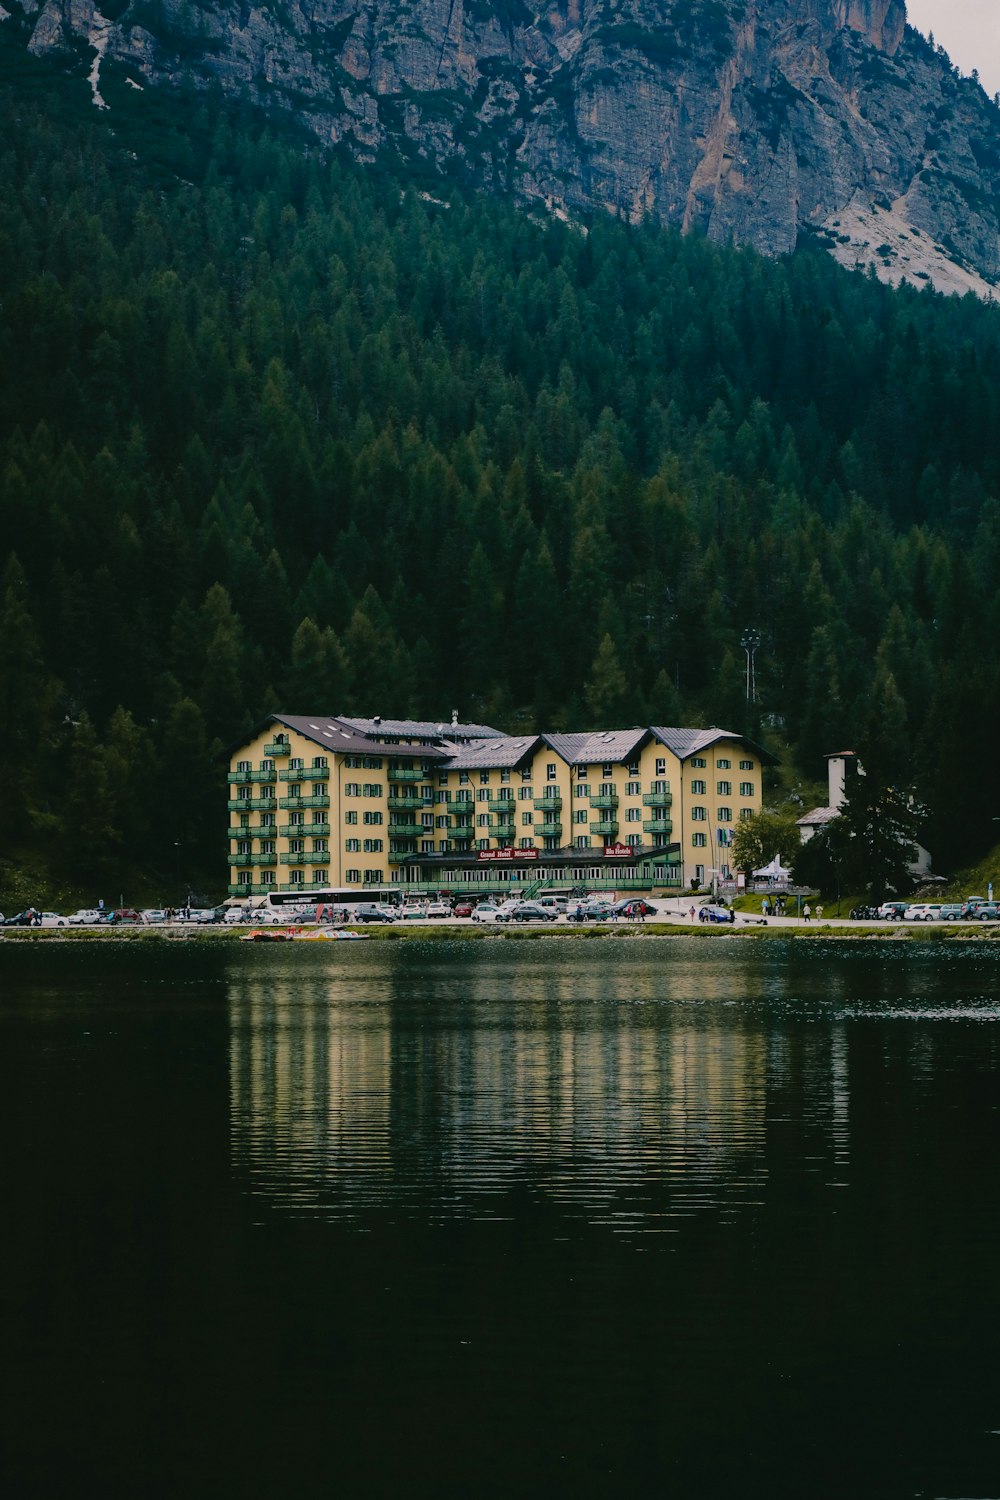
left=226, top=939, right=1000, bottom=1233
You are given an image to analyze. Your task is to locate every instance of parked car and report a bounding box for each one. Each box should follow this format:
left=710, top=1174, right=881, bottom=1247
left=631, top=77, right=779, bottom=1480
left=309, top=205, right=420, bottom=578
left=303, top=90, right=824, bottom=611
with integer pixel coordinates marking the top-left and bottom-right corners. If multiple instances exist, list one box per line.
left=699, top=904, right=735, bottom=924
left=352, top=904, right=397, bottom=923
left=968, top=903, right=1000, bottom=921
left=4, top=910, right=40, bottom=926
left=613, top=898, right=655, bottom=917
left=107, top=908, right=145, bottom=925
left=567, top=902, right=613, bottom=922
left=67, top=908, right=104, bottom=925
left=37, top=911, right=70, bottom=927
left=533, top=895, right=569, bottom=913
left=876, top=902, right=909, bottom=921
left=452, top=902, right=474, bottom=918
left=938, top=904, right=966, bottom=921
left=509, top=902, right=558, bottom=922
left=905, top=904, right=942, bottom=922
left=471, top=903, right=508, bottom=923
left=141, top=909, right=169, bottom=924
left=425, top=902, right=451, bottom=919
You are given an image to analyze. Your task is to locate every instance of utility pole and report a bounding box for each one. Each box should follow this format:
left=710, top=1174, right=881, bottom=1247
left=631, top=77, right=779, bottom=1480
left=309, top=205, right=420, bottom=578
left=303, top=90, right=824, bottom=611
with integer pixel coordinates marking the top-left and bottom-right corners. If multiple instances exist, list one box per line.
left=741, top=631, right=760, bottom=703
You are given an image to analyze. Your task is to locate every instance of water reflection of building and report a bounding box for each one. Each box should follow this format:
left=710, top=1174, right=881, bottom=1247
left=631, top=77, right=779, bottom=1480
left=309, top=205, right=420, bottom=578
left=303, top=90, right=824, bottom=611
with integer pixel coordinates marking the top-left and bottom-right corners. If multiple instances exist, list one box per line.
left=226, top=954, right=785, bottom=1228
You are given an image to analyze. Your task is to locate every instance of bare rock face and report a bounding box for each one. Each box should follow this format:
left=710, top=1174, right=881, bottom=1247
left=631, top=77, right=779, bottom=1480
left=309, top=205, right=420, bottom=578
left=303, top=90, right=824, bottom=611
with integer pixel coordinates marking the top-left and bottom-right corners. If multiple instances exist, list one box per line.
left=11, top=0, right=1000, bottom=294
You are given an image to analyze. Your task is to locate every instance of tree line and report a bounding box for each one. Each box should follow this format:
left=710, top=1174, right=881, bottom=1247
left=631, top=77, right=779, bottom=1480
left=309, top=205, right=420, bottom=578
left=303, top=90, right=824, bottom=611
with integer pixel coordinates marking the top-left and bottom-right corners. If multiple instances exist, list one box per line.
left=2, top=64, right=1000, bottom=893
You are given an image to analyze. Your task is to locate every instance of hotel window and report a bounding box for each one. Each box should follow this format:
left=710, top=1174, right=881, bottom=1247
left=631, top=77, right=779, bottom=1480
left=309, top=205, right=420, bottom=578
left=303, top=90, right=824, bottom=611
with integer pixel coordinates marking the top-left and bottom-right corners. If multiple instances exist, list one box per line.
left=237, top=786, right=252, bottom=801
left=478, top=814, right=490, bottom=827
left=691, top=757, right=707, bottom=768
left=626, top=781, right=640, bottom=796
left=500, top=769, right=511, bottom=783
left=312, top=870, right=329, bottom=884
left=691, top=806, right=707, bottom=822
left=478, top=788, right=490, bottom=802
left=311, top=810, right=325, bottom=824
left=290, top=870, right=304, bottom=885
left=239, top=814, right=250, bottom=828
left=740, top=782, right=755, bottom=797
left=261, top=840, right=275, bottom=855
left=438, top=772, right=449, bottom=786
left=363, top=756, right=382, bottom=769
left=627, top=834, right=641, bottom=848
left=290, top=811, right=304, bottom=826
left=478, top=839, right=489, bottom=850
left=519, top=786, right=533, bottom=800
left=346, top=869, right=361, bottom=883
left=627, top=762, right=640, bottom=776
left=437, top=790, right=451, bottom=804
left=315, top=784, right=328, bottom=797
left=422, top=814, right=434, bottom=829
left=717, top=781, right=731, bottom=796
left=656, top=758, right=667, bottom=776
left=602, top=763, right=613, bottom=778
left=691, top=780, right=706, bottom=795
left=718, top=807, right=732, bottom=822
left=345, top=783, right=360, bottom=797
left=439, top=840, right=451, bottom=854
left=363, top=811, right=383, bottom=825
left=740, top=808, right=754, bottom=820
left=459, top=772, right=470, bottom=785
left=362, top=783, right=382, bottom=797
left=652, top=780, right=669, bottom=794
left=290, top=757, right=303, bottom=770
left=692, top=832, right=707, bottom=848
left=547, top=763, right=557, bottom=781
left=626, top=807, right=641, bottom=822
left=345, top=838, right=361, bottom=852
left=740, top=759, right=754, bottom=771
left=520, top=838, right=534, bottom=849
left=576, top=784, right=590, bottom=798
left=479, top=772, right=490, bottom=785
left=290, top=838, right=304, bottom=854
left=262, top=812, right=276, bottom=827
left=312, top=756, right=328, bottom=769
left=522, top=812, right=533, bottom=826
left=364, top=871, right=383, bottom=885
left=237, top=841, right=252, bottom=855
left=577, top=766, right=587, bottom=779
left=716, top=758, right=731, bottom=769
left=575, top=835, right=589, bottom=849
left=363, top=839, right=383, bottom=853
left=261, top=871, right=275, bottom=885
left=574, top=810, right=587, bottom=824
left=237, top=759, right=251, bottom=772
left=436, top=816, right=448, bottom=829
left=313, top=839, right=328, bottom=853
left=344, top=810, right=357, bottom=825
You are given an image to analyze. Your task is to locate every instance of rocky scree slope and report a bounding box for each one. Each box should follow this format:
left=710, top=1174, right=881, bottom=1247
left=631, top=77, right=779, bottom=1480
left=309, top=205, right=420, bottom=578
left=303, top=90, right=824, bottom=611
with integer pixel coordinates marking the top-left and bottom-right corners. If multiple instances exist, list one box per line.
left=9, top=0, right=1000, bottom=294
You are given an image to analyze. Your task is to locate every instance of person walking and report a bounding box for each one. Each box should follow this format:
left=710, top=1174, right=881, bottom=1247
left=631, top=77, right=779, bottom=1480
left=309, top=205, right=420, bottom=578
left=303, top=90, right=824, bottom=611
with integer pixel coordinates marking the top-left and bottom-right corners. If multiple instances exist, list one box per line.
left=803, top=902, right=811, bottom=922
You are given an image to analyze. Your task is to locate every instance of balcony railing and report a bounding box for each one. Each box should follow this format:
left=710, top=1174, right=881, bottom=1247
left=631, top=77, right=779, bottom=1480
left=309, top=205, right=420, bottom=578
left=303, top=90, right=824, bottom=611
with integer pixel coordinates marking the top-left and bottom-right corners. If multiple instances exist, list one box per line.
left=228, top=881, right=275, bottom=895
left=279, top=795, right=330, bottom=810
left=590, top=819, right=620, bottom=835
left=227, top=768, right=276, bottom=784
left=589, top=794, right=619, bottom=810
left=387, top=766, right=425, bottom=783
left=228, top=852, right=253, bottom=866
left=535, top=820, right=563, bottom=837
left=228, top=796, right=277, bottom=811
left=642, top=792, right=673, bottom=808
left=388, top=821, right=424, bottom=838
left=262, top=740, right=290, bottom=757
left=278, top=822, right=329, bottom=837
left=533, top=796, right=563, bottom=811
left=278, top=766, right=330, bottom=782
left=643, top=818, right=674, bottom=836
left=388, top=793, right=434, bottom=810
left=451, top=796, right=475, bottom=813
left=488, top=797, right=516, bottom=814
left=494, top=820, right=515, bottom=838
left=388, top=848, right=418, bottom=863
left=280, top=851, right=331, bottom=865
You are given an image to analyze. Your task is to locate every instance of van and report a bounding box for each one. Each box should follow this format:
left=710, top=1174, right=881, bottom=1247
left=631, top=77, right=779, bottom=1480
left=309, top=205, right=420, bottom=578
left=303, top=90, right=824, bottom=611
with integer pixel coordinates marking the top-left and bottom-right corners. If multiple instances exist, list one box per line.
left=534, top=894, right=568, bottom=912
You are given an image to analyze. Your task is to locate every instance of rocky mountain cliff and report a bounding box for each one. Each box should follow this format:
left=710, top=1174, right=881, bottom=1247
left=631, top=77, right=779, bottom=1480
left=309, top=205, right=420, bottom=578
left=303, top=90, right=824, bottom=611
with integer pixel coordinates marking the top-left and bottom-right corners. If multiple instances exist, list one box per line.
left=8, top=0, right=1000, bottom=294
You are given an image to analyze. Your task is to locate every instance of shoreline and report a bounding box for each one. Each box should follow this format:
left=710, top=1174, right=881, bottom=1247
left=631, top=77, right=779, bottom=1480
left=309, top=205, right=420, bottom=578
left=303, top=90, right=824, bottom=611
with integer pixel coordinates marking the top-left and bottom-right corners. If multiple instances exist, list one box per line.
left=1, top=921, right=997, bottom=944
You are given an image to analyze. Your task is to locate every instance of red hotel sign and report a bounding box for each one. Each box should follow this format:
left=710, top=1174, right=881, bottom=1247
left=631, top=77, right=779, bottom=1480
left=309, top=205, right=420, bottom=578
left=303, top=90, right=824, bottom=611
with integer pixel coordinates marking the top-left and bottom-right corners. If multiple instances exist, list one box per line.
left=477, top=848, right=539, bottom=863
left=603, top=844, right=634, bottom=858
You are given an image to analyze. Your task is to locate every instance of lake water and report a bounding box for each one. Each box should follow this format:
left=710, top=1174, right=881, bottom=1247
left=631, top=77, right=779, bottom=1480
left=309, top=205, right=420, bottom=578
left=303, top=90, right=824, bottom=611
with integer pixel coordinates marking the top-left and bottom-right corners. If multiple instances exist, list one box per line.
left=3, top=938, right=1000, bottom=1499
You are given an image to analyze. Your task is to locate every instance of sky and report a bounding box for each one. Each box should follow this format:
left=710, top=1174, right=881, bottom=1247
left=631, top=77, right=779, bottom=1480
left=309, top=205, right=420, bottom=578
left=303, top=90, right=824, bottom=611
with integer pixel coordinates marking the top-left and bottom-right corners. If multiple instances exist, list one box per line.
left=906, top=0, right=1000, bottom=97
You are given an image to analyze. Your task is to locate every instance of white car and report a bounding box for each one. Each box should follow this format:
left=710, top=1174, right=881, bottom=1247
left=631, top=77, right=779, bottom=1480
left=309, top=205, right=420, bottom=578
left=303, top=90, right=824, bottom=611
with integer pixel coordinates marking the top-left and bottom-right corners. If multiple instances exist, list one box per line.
left=38, top=911, right=69, bottom=927
left=905, top=903, right=942, bottom=922
left=425, top=901, right=451, bottom=919
left=471, top=903, right=508, bottom=923
left=67, top=908, right=104, bottom=925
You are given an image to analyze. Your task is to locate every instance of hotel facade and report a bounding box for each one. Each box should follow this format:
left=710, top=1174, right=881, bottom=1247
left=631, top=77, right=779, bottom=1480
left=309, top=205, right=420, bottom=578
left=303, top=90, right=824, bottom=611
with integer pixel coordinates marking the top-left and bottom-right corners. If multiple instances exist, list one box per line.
left=227, top=715, right=773, bottom=898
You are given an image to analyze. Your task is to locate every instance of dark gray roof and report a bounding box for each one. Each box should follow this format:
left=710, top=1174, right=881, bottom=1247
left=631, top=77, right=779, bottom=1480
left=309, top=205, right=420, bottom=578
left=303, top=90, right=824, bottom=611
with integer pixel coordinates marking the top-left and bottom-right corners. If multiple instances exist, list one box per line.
left=542, top=728, right=650, bottom=765
left=338, top=716, right=503, bottom=743
left=261, top=715, right=448, bottom=760
left=441, top=734, right=543, bottom=770
left=650, top=726, right=778, bottom=765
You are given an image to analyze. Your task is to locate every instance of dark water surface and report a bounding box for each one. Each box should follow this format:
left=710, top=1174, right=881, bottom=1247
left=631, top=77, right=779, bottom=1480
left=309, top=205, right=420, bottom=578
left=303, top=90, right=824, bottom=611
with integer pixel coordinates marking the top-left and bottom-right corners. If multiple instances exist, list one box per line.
left=3, top=938, right=1000, bottom=1499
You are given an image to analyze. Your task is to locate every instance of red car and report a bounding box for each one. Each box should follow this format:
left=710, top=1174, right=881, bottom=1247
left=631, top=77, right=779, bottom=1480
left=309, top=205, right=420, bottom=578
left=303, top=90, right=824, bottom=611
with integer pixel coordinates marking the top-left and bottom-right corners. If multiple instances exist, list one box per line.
left=452, top=902, right=474, bottom=918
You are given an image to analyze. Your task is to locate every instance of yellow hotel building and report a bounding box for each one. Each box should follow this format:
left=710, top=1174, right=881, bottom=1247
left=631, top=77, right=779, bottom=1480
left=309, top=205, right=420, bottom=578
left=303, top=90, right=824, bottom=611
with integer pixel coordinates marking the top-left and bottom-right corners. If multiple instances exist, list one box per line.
left=227, top=715, right=773, bottom=898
